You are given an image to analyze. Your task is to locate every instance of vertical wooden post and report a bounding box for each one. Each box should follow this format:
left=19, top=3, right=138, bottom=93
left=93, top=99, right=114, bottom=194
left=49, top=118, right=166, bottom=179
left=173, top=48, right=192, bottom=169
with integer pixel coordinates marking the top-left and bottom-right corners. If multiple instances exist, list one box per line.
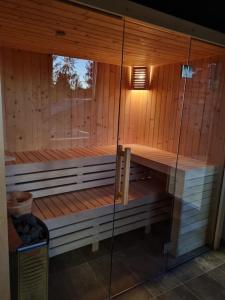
left=115, top=144, right=123, bottom=200
left=0, top=48, right=10, bottom=299
left=121, top=147, right=131, bottom=206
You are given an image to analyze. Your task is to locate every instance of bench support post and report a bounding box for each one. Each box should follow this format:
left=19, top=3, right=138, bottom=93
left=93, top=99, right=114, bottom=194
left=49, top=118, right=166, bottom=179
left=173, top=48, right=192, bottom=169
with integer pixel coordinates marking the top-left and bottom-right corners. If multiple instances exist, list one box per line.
left=115, top=145, right=131, bottom=206
left=92, top=223, right=100, bottom=252
left=145, top=206, right=152, bottom=234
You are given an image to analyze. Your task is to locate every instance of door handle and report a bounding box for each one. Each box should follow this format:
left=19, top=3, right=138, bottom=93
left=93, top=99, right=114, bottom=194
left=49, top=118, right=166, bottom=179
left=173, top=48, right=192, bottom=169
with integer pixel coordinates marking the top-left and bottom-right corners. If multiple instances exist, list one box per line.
left=115, top=145, right=131, bottom=205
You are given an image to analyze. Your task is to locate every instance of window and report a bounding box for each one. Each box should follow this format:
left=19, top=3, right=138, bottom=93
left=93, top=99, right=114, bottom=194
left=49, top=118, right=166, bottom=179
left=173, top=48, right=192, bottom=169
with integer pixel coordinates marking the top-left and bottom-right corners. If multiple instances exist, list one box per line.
left=52, top=55, right=97, bottom=100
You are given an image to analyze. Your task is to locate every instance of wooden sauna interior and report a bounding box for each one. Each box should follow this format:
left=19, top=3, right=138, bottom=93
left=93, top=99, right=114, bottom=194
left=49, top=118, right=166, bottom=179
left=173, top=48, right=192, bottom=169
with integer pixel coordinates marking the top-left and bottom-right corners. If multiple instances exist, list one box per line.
left=2, top=0, right=225, bottom=257
left=1, top=0, right=225, bottom=159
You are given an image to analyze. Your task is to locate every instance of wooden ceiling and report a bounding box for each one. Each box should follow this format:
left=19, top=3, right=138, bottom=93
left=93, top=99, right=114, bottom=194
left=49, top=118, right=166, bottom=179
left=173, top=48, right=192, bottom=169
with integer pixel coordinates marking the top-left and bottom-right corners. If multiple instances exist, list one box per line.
left=0, top=0, right=224, bottom=66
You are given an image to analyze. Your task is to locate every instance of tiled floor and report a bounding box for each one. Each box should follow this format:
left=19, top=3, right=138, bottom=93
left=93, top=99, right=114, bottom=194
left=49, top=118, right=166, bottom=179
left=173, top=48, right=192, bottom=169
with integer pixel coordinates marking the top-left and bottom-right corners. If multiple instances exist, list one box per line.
left=49, top=225, right=169, bottom=300
left=115, top=248, right=225, bottom=300
left=49, top=224, right=225, bottom=300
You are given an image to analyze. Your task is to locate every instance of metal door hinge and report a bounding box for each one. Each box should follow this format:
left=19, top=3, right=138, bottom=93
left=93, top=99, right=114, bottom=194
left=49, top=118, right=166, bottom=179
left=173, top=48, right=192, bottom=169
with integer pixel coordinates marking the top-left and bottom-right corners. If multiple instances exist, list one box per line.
left=181, top=65, right=193, bottom=78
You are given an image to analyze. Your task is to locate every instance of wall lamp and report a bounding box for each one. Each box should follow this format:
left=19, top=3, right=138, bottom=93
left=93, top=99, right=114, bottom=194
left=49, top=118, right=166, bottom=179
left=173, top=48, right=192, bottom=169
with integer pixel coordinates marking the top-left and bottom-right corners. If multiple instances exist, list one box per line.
left=131, top=66, right=149, bottom=90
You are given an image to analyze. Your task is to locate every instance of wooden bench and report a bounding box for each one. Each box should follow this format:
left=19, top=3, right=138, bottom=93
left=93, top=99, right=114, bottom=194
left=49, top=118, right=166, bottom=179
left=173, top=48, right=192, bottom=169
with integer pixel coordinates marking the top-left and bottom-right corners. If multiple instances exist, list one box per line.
left=5, top=144, right=218, bottom=257
left=5, top=152, right=171, bottom=257
left=120, top=145, right=218, bottom=257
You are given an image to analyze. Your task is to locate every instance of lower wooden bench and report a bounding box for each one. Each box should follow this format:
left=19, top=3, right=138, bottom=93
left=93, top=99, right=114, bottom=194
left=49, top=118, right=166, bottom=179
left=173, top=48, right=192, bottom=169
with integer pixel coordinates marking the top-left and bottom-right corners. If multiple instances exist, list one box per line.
left=6, top=152, right=171, bottom=257
left=33, top=179, right=171, bottom=257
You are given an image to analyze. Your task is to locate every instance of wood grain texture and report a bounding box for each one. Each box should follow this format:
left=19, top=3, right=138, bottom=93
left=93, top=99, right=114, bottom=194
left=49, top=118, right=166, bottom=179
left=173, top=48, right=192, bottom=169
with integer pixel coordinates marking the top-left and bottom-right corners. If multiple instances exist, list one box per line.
left=0, top=0, right=187, bottom=67
left=5, top=144, right=213, bottom=172
left=3, top=45, right=225, bottom=162
left=119, top=64, right=185, bottom=153
left=0, top=1, right=222, bottom=67
left=0, top=0, right=124, bottom=65
left=2, top=48, right=121, bottom=151
left=119, top=55, right=225, bottom=163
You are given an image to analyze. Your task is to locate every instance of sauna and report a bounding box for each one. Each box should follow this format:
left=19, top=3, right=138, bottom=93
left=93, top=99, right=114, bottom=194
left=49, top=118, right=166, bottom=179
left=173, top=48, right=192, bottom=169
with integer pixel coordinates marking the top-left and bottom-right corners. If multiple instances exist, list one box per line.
left=2, top=0, right=225, bottom=299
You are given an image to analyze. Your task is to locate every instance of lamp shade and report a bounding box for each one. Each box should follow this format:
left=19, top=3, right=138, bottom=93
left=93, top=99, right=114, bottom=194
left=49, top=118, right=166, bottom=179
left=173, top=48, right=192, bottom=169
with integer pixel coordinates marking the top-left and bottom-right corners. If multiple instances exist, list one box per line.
left=131, top=66, right=149, bottom=90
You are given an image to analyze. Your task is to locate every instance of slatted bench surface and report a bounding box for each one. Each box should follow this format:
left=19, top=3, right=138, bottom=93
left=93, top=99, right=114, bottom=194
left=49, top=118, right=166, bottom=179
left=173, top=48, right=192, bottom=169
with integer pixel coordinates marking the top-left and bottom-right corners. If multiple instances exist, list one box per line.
left=32, top=180, right=162, bottom=221
left=125, top=144, right=215, bottom=174
left=5, top=144, right=214, bottom=175
left=5, top=146, right=116, bottom=165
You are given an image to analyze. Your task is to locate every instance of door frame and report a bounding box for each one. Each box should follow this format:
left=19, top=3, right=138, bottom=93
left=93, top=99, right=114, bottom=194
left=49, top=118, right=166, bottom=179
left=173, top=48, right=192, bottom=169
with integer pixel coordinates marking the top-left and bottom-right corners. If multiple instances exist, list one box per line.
left=0, top=48, right=11, bottom=300
left=214, top=169, right=225, bottom=249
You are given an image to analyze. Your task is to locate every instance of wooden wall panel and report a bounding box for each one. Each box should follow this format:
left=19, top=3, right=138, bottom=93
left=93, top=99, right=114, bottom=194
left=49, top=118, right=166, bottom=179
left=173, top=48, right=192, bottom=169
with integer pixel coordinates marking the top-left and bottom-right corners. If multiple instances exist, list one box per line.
left=206, top=57, right=225, bottom=165
left=178, top=56, right=225, bottom=162
left=3, top=46, right=225, bottom=162
left=119, top=63, right=185, bottom=154
left=2, top=48, right=121, bottom=152
left=120, top=58, right=225, bottom=162
left=3, top=48, right=52, bottom=151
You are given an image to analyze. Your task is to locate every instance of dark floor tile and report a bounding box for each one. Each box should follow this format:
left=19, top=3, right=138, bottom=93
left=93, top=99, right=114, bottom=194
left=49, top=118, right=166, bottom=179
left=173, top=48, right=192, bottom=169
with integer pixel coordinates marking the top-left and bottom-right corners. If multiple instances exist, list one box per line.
left=185, top=272, right=225, bottom=300
left=89, top=253, right=139, bottom=296
left=213, top=248, right=225, bottom=263
left=194, top=251, right=224, bottom=272
left=49, top=268, right=74, bottom=300
left=120, top=244, right=166, bottom=282
left=114, top=285, right=152, bottom=300
left=145, top=271, right=182, bottom=297
left=219, top=263, right=225, bottom=273
left=206, top=267, right=225, bottom=288
left=167, top=246, right=210, bottom=271
left=171, top=259, right=205, bottom=282
left=156, top=285, right=198, bottom=300
left=49, top=262, right=108, bottom=300
left=172, top=251, right=224, bottom=283
left=49, top=248, right=86, bottom=274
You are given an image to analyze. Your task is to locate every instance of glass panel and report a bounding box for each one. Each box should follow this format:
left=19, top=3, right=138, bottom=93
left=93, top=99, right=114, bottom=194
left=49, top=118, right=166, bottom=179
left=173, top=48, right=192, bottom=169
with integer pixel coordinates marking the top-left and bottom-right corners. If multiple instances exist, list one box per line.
left=110, top=18, right=191, bottom=297
left=170, top=39, right=225, bottom=263
left=1, top=2, right=124, bottom=300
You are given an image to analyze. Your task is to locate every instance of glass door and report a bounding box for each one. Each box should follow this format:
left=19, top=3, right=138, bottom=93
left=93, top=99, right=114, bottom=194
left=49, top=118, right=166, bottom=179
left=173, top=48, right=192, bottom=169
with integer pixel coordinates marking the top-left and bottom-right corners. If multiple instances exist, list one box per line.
left=169, top=39, right=225, bottom=263
left=4, top=1, right=225, bottom=299
left=110, top=19, right=192, bottom=297
left=1, top=2, right=125, bottom=300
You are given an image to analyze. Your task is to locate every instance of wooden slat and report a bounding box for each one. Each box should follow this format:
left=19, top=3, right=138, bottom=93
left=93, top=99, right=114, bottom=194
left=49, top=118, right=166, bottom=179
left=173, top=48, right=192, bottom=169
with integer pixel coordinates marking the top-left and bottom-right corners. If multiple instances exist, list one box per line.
left=5, top=153, right=116, bottom=174
left=33, top=179, right=163, bottom=221
left=5, top=144, right=214, bottom=173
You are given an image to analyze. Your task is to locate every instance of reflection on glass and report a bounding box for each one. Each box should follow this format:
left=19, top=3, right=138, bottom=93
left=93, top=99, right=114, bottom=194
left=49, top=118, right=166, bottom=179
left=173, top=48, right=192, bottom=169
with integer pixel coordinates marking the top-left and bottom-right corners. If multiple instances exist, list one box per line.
left=51, top=55, right=97, bottom=146
left=2, top=2, right=125, bottom=299
left=111, top=18, right=192, bottom=297
left=52, top=55, right=96, bottom=93
left=170, top=40, right=225, bottom=259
